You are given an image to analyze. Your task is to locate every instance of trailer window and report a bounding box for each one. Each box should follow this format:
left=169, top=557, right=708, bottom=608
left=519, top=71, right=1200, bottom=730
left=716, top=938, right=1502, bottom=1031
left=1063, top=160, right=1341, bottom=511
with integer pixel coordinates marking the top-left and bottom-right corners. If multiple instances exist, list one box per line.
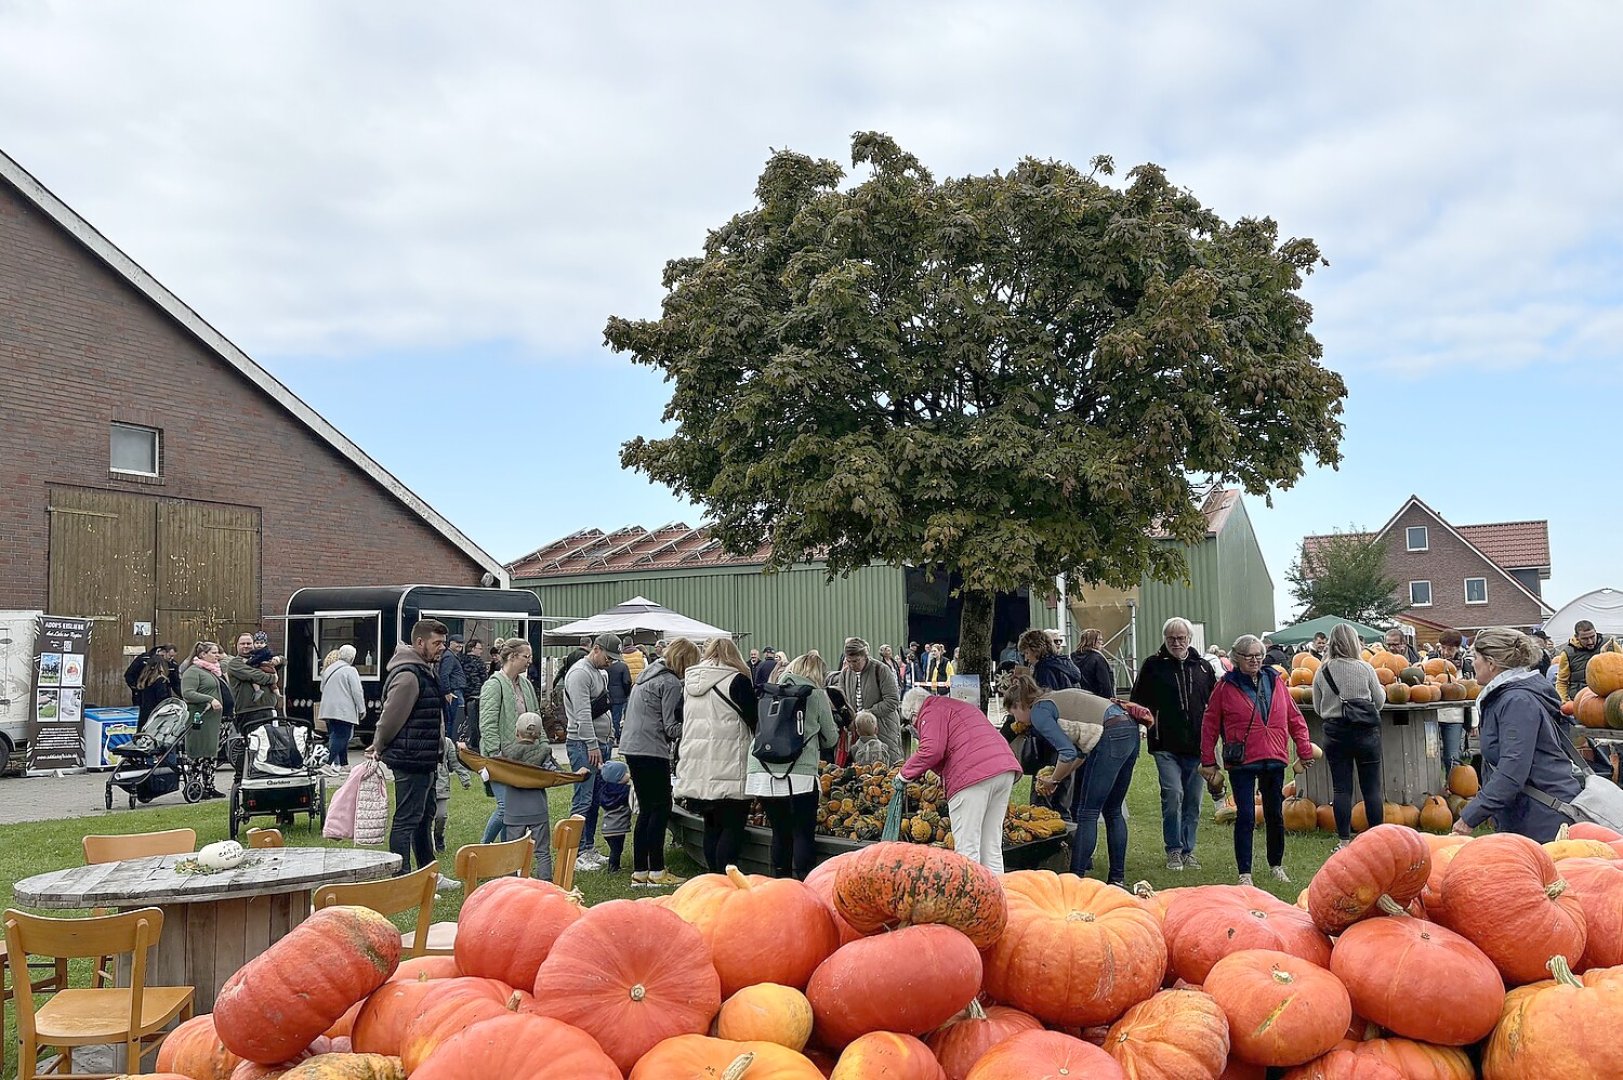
left=315, top=615, right=383, bottom=678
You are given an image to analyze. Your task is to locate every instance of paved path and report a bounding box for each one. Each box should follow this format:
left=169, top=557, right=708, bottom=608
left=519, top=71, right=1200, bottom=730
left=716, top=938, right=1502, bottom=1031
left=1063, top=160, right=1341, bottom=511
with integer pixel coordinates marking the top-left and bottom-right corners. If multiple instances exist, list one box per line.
left=0, top=768, right=181, bottom=824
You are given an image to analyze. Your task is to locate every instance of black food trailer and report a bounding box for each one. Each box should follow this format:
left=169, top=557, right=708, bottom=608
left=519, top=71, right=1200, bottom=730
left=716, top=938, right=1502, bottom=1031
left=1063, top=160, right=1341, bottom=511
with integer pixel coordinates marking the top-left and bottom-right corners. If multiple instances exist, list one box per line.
left=281, top=585, right=544, bottom=739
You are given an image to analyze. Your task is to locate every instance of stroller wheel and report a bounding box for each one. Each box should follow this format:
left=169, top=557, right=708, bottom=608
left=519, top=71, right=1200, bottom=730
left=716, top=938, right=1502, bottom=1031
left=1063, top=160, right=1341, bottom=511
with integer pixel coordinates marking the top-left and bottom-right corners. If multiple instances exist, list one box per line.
left=183, top=775, right=203, bottom=804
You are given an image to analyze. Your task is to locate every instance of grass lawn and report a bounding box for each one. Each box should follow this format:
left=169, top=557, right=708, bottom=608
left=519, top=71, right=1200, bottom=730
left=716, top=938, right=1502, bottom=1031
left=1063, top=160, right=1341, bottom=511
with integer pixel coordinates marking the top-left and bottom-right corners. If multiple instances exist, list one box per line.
left=0, top=752, right=1338, bottom=1077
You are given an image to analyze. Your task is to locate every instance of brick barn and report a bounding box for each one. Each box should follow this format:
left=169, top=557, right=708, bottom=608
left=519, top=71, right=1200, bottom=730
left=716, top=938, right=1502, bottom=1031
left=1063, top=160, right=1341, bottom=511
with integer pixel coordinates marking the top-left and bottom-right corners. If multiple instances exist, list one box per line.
left=0, top=148, right=506, bottom=711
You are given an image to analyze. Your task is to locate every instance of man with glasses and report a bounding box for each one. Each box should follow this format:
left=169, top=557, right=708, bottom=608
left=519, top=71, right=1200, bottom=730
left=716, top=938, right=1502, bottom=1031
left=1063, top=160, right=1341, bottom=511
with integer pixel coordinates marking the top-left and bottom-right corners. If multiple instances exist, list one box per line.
left=1556, top=620, right=1620, bottom=703
left=1132, top=617, right=1217, bottom=871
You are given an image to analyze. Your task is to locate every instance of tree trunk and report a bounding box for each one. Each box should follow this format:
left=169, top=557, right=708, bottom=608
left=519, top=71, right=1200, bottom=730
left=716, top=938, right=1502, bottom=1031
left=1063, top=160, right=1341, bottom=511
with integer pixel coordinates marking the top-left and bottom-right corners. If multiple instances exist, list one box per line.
left=957, top=587, right=995, bottom=713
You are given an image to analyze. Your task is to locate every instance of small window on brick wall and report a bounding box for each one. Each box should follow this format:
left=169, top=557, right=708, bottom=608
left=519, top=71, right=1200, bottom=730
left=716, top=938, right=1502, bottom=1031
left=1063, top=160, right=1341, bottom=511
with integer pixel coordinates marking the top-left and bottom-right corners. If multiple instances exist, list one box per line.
left=110, top=423, right=161, bottom=476
left=1406, top=526, right=1429, bottom=551
left=1409, top=581, right=1433, bottom=607
left=1465, top=577, right=1487, bottom=604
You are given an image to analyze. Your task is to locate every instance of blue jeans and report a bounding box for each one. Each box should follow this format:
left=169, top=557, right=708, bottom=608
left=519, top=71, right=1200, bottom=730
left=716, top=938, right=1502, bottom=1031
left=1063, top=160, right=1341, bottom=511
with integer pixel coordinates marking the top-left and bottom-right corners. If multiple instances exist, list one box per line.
left=1153, top=750, right=1202, bottom=856
left=483, top=783, right=507, bottom=844
left=1069, top=722, right=1141, bottom=882
left=1439, top=722, right=1463, bottom=773
left=610, top=701, right=627, bottom=744
left=566, top=739, right=601, bottom=849
left=1230, top=762, right=1287, bottom=874
left=326, top=720, right=353, bottom=766
left=443, top=693, right=462, bottom=739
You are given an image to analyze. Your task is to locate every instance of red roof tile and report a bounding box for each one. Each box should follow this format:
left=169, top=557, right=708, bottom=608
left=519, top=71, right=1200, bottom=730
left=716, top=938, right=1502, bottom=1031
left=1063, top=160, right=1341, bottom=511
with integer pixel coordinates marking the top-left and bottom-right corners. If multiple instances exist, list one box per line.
left=1300, top=517, right=1549, bottom=574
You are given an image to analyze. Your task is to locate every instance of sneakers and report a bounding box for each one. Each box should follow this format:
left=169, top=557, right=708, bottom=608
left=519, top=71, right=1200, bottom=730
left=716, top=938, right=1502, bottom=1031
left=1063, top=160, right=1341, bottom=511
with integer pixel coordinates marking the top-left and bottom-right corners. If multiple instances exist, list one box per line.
left=321, top=764, right=347, bottom=778
left=646, top=870, right=688, bottom=888
left=1180, top=851, right=1201, bottom=871
left=574, top=850, right=607, bottom=872
left=1270, top=865, right=1292, bottom=884
left=1332, top=840, right=1349, bottom=853
left=630, top=871, right=653, bottom=888
left=434, top=874, right=461, bottom=892
left=1165, top=851, right=1184, bottom=872
left=1237, top=872, right=1254, bottom=887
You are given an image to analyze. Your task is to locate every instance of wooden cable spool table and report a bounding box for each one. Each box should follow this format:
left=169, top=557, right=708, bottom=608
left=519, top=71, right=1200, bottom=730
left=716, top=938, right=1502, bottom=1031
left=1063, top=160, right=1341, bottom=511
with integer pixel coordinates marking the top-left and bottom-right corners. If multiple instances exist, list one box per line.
left=13, top=846, right=399, bottom=1010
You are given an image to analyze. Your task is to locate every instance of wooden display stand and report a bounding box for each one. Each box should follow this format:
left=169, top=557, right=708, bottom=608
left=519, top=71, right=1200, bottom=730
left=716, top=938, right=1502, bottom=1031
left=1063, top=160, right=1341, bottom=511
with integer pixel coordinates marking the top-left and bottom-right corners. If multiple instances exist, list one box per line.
left=1296, top=702, right=1467, bottom=806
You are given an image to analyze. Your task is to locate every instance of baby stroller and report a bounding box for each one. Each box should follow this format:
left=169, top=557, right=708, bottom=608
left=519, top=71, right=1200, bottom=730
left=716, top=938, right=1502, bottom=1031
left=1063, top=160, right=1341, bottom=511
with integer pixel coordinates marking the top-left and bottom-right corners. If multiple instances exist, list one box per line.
left=228, top=714, right=327, bottom=840
left=104, top=699, right=205, bottom=809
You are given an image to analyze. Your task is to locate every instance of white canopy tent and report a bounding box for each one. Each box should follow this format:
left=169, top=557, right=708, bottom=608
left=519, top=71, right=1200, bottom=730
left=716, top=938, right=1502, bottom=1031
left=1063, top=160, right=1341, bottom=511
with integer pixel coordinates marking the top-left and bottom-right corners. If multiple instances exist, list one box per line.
left=542, top=596, right=733, bottom=647
left=1541, top=588, right=1623, bottom=643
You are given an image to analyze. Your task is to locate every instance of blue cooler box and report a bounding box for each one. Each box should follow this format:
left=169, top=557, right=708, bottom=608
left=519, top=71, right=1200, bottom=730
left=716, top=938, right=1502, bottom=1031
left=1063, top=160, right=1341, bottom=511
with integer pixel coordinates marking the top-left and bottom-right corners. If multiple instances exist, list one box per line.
left=84, top=706, right=140, bottom=769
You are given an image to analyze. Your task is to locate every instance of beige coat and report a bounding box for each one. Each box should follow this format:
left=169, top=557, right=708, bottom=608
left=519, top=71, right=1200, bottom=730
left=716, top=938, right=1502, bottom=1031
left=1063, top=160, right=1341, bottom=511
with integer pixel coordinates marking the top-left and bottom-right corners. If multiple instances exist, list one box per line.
left=674, top=662, right=753, bottom=801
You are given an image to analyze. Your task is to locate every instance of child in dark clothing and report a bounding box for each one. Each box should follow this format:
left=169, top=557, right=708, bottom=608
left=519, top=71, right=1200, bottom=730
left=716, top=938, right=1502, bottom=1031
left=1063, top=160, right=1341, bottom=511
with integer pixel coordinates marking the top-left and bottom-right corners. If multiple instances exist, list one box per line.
left=596, top=759, right=633, bottom=872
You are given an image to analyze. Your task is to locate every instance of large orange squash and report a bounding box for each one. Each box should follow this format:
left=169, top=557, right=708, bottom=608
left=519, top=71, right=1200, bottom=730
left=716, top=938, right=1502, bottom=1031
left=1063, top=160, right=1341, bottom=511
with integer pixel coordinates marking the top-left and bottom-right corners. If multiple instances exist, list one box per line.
left=963, top=1030, right=1125, bottom=1079
left=982, top=871, right=1165, bottom=1027
left=1419, top=842, right=1468, bottom=919
left=1280, top=1050, right=1402, bottom=1079
left=665, top=867, right=839, bottom=996
left=387, top=956, right=458, bottom=983
left=529, top=899, right=721, bottom=1075
left=1481, top=957, right=1623, bottom=1077
left=273, top=1057, right=405, bottom=1080
left=806, top=923, right=981, bottom=1048
left=1438, top=832, right=1588, bottom=985
left=831, top=1033, right=946, bottom=1080
left=1103, top=988, right=1230, bottom=1079
left=1554, top=857, right=1623, bottom=970
left=1204, top=949, right=1351, bottom=1068
left=409, top=1013, right=619, bottom=1080
left=1574, top=687, right=1607, bottom=728
left=1162, top=885, right=1330, bottom=984
left=453, top=878, right=581, bottom=990
left=1307, top=824, right=1430, bottom=935
left=213, top=905, right=401, bottom=1065
left=1587, top=652, right=1623, bottom=696
left=831, top=842, right=1007, bottom=948
left=925, top=1001, right=1043, bottom=1080
left=803, top=853, right=864, bottom=947
left=157, top=1014, right=242, bottom=1079
left=628, top=1034, right=824, bottom=1079
left=1338, top=1038, right=1474, bottom=1080
left=1570, top=821, right=1623, bottom=842
left=397, top=978, right=519, bottom=1074
left=227, top=1038, right=348, bottom=1080
left=351, top=975, right=444, bottom=1056
left=716, top=984, right=815, bottom=1051
left=1328, top=915, right=1503, bottom=1045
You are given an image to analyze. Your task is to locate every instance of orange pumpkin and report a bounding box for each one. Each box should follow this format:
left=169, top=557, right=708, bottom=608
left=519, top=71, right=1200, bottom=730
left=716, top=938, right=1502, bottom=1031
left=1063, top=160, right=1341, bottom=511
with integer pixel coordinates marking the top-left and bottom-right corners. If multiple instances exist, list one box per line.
left=1307, top=824, right=1431, bottom=935
left=1481, top=957, right=1623, bottom=1077
left=1419, top=795, right=1453, bottom=833
left=1420, top=844, right=1467, bottom=919
left=1382, top=682, right=1408, bottom=706
left=1341, top=1039, right=1472, bottom=1080
left=529, top=900, right=721, bottom=1075
left=1545, top=838, right=1618, bottom=862
left=158, top=1014, right=243, bottom=1079
left=628, top=1035, right=823, bottom=1079
left=1162, top=885, right=1330, bottom=984
left=324, top=1001, right=364, bottom=1041
left=352, top=975, right=455, bottom=1056
left=925, top=1001, right=1043, bottom=1080
left=665, top=867, right=839, bottom=997
left=1315, top=804, right=1336, bottom=832
left=398, top=978, right=519, bottom=1074
left=409, top=1013, right=619, bottom=1080
left=1280, top=1049, right=1402, bottom=1079
left=1570, top=822, right=1623, bottom=843
left=1587, top=653, right=1623, bottom=696
left=1554, top=857, right=1623, bottom=970
left=1575, top=687, right=1608, bottom=729
left=716, top=984, right=814, bottom=1051
left=1446, top=764, right=1479, bottom=798
left=1283, top=796, right=1318, bottom=833
left=982, top=871, right=1165, bottom=1027
left=1290, top=668, right=1314, bottom=687
left=962, top=1029, right=1125, bottom=1079
left=1293, top=653, right=1322, bottom=673
left=1438, top=832, right=1588, bottom=985
left=806, top=924, right=981, bottom=1048
left=387, top=956, right=458, bottom=982
left=803, top=854, right=865, bottom=947
left=1329, top=915, right=1503, bottom=1045
left=453, top=878, right=581, bottom=991
left=1204, top=949, right=1351, bottom=1067
left=273, top=1056, right=405, bottom=1080
left=1103, top=988, right=1230, bottom=1079
left=831, top=1033, right=946, bottom=1080
left=831, top=842, right=1007, bottom=948
left=1375, top=666, right=1397, bottom=687
left=214, top=905, right=401, bottom=1065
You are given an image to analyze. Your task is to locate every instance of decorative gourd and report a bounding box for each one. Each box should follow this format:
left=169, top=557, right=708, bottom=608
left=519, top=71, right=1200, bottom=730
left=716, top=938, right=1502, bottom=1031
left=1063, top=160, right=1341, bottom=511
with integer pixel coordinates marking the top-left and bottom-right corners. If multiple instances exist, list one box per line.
left=1307, top=824, right=1431, bottom=935
left=273, top=1056, right=405, bottom=1080
left=628, top=1035, right=824, bottom=1079
left=1162, top=885, right=1330, bottom=985
left=1204, top=949, right=1351, bottom=1067
left=1103, top=988, right=1230, bottom=1080
left=925, top=1001, right=1043, bottom=1080
left=1398, top=666, right=1426, bottom=686
left=1574, top=687, right=1607, bottom=729
left=982, top=871, right=1165, bottom=1027
left=963, top=1030, right=1125, bottom=1079
left=397, top=978, right=519, bottom=1074
left=1481, top=957, right=1623, bottom=1077
left=409, top=1014, right=620, bottom=1080
left=1587, top=653, right=1623, bottom=696
left=1283, top=796, right=1318, bottom=833
left=831, top=1033, right=946, bottom=1080
left=665, top=867, right=839, bottom=996
left=1280, top=1050, right=1402, bottom=1079
left=157, top=1014, right=243, bottom=1079
left=1438, top=832, right=1587, bottom=985
left=716, top=984, right=814, bottom=1051
left=831, top=842, right=1007, bottom=948
left=453, top=878, right=581, bottom=990
left=213, top=906, right=401, bottom=1065
left=806, top=923, right=981, bottom=1048
left=388, top=956, right=459, bottom=982
left=803, top=854, right=865, bottom=947
left=529, top=899, right=721, bottom=1075
left=1328, top=915, right=1503, bottom=1045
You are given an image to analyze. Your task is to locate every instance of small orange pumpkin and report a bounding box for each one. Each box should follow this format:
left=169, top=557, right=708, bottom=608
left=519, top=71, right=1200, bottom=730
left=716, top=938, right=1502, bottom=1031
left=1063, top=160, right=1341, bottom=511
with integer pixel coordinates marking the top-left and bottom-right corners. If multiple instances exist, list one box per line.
left=715, top=983, right=814, bottom=1051
left=831, top=1032, right=946, bottom=1080
left=1204, top=950, right=1350, bottom=1068
left=628, top=1034, right=823, bottom=1079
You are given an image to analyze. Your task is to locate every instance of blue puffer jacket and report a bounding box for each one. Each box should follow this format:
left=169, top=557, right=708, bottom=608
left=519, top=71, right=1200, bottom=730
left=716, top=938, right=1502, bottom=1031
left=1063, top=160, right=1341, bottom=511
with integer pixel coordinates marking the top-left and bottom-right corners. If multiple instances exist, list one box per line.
left=1462, top=670, right=1582, bottom=841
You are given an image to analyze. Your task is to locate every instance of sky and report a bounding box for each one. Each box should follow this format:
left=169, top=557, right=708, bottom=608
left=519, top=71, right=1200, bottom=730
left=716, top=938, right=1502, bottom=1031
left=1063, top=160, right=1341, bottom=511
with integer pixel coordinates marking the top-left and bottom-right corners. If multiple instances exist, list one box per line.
left=3, top=1, right=1621, bottom=628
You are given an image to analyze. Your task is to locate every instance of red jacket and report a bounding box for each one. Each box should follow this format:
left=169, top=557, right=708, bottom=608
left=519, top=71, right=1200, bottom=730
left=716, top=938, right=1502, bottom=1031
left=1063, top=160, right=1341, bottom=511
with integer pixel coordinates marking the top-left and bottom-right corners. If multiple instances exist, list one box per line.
left=1200, top=669, right=1313, bottom=769
left=900, top=696, right=1020, bottom=800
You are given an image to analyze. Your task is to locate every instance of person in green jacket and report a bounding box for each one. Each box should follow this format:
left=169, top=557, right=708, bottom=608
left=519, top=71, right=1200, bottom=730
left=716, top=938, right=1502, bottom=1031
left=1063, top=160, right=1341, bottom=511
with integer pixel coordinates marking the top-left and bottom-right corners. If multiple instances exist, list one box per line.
left=178, top=641, right=227, bottom=798
left=474, top=638, right=539, bottom=844
left=745, top=650, right=839, bottom=879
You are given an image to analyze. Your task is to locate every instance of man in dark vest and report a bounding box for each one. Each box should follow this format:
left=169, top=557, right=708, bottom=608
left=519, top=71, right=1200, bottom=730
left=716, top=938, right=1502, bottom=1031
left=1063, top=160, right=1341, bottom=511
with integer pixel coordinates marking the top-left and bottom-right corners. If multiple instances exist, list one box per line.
left=1556, top=619, right=1621, bottom=703
left=373, top=618, right=452, bottom=883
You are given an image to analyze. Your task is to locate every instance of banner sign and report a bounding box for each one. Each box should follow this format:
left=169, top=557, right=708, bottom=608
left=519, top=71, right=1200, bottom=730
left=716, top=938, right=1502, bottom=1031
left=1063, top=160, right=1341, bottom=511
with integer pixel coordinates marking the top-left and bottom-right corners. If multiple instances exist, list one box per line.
left=28, top=614, right=91, bottom=772
left=949, top=674, right=982, bottom=706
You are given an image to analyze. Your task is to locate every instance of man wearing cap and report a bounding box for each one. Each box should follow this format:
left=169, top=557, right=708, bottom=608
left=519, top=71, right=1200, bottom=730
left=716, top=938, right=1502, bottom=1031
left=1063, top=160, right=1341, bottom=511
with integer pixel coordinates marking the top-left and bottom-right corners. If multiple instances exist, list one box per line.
left=829, top=637, right=903, bottom=762
left=564, top=633, right=619, bottom=871
left=438, top=634, right=468, bottom=738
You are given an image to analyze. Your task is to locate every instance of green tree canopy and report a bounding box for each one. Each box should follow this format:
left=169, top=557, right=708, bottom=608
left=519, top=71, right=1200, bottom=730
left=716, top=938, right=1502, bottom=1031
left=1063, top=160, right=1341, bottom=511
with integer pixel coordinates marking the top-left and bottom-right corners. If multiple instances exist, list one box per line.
left=1287, top=529, right=1408, bottom=625
left=607, top=133, right=1346, bottom=689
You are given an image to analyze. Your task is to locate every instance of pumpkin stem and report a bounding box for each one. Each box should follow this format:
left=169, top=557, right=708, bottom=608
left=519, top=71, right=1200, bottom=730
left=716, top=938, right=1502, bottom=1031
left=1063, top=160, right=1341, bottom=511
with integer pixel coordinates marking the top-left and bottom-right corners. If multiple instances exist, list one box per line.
left=1547, top=878, right=1570, bottom=901
left=725, top=865, right=752, bottom=890
left=1130, top=880, right=1156, bottom=898
left=1547, top=955, right=1582, bottom=988
left=1557, top=823, right=1571, bottom=841
left=504, top=991, right=523, bottom=1012
left=1375, top=894, right=1409, bottom=917
left=629, top=983, right=647, bottom=1002
left=1270, top=966, right=1295, bottom=985
left=722, top=1052, right=757, bottom=1080
left=967, top=999, right=988, bottom=1022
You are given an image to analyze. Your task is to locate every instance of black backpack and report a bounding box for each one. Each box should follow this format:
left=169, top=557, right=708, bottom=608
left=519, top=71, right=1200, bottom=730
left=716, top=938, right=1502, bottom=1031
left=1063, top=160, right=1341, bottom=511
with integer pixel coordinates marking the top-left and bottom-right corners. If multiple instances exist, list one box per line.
left=753, top=681, right=814, bottom=777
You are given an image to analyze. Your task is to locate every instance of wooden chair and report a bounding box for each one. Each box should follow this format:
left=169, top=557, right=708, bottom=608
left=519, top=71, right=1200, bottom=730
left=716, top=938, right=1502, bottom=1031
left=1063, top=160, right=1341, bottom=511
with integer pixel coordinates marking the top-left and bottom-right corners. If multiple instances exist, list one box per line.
left=312, top=863, right=437, bottom=959
left=408, top=837, right=537, bottom=955
left=245, top=828, right=284, bottom=849
left=3, top=907, right=194, bottom=1080
left=552, top=815, right=586, bottom=893
left=1, top=938, right=63, bottom=1076
left=81, top=828, right=196, bottom=988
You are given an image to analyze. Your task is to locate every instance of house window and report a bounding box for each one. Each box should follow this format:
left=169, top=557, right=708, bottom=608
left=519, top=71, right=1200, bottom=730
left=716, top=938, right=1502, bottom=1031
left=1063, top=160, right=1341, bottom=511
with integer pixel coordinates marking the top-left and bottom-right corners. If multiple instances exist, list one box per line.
left=1406, top=526, right=1428, bottom=552
left=109, top=423, right=161, bottom=476
left=1409, top=581, right=1433, bottom=607
left=1465, top=577, right=1488, bottom=604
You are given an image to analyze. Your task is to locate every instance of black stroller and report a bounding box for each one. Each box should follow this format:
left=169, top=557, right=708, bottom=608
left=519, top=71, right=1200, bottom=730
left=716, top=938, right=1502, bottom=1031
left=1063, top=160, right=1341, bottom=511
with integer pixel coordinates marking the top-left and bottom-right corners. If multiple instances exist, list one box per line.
left=228, top=714, right=326, bottom=840
left=104, top=699, right=206, bottom=809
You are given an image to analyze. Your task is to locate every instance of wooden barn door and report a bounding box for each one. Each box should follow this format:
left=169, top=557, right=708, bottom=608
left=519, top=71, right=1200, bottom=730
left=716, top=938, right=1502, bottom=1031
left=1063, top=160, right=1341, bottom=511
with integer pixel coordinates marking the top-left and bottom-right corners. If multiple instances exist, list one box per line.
left=157, top=502, right=262, bottom=657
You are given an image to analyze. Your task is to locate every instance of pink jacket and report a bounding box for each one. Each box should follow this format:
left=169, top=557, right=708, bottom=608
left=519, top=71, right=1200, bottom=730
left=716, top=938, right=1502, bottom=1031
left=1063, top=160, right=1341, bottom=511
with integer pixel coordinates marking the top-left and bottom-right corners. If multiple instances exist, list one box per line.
left=900, top=696, right=1021, bottom=800
left=1200, top=670, right=1313, bottom=769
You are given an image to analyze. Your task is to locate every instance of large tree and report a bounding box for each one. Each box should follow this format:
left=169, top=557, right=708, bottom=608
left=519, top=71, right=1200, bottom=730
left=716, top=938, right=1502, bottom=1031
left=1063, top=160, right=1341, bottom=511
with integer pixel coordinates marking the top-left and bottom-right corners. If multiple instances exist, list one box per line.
left=1287, top=529, right=1409, bottom=626
left=606, top=133, right=1346, bottom=704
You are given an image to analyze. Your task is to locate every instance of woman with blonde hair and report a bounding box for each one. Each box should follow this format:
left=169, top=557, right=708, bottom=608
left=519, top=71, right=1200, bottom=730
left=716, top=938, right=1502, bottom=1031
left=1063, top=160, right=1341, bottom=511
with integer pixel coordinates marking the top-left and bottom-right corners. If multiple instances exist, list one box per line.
left=676, top=636, right=759, bottom=871
left=1312, top=623, right=1385, bottom=848
left=747, top=651, right=838, bottom=879
left=318, top=643, right=365, bottom=773
left=1454, top=627, right=1582, bottom=841
left=476, top=637, right=539, bottom=844
left=621, top=637, right=700, bottom=887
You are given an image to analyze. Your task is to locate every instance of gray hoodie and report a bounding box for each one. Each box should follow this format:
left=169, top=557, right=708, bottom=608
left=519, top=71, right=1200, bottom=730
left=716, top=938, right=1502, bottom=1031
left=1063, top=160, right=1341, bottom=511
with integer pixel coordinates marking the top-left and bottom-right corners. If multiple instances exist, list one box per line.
left=564, top=657, right=611, bottom=749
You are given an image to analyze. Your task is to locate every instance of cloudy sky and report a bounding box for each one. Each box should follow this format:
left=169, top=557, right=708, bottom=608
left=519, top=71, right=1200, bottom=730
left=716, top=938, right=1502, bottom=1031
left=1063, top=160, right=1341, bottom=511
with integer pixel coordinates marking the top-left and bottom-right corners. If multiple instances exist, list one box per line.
left=4, top=2, right=1620, bottom=626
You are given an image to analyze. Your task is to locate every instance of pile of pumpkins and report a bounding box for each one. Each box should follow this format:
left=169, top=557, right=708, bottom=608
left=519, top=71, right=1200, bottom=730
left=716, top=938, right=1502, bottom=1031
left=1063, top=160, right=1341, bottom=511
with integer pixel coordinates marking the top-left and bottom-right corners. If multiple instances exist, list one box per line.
left=141, top=823, right=1623, bottom=1078
left=1564, top=652, right=1623, bottom=729
left=1217, top=763, right=1484, bottom=834
left=1286, top=650, right=1481, bottom=708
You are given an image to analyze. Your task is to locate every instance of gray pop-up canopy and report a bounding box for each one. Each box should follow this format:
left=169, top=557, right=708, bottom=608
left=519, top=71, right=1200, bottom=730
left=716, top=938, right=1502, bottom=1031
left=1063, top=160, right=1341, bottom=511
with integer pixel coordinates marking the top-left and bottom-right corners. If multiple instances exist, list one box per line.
left=542, top=596, right=733, bottom=647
